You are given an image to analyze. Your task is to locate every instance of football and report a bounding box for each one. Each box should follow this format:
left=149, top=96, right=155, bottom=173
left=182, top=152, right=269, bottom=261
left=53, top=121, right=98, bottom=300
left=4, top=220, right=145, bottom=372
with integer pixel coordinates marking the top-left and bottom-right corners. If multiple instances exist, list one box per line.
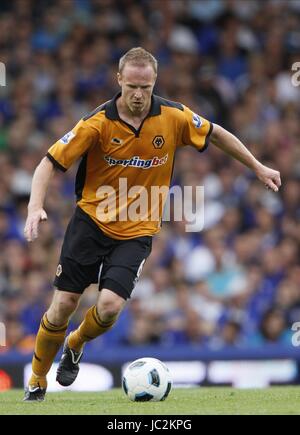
left=122, top=357, right=172, bottom=402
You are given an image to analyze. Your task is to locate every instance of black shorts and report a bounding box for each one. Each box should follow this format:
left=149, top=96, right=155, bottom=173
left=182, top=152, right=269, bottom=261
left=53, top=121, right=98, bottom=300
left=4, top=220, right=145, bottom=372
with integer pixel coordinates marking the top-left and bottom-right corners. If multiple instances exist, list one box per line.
left=53, top=206, right=152, bottom=300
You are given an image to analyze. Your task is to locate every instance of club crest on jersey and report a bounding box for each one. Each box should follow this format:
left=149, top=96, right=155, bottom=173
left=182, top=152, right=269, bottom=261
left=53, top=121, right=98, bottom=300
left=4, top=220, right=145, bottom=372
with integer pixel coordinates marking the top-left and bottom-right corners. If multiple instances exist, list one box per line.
left=152, top=135, right=165, bottom=149
left=60, top=131, right=75, bottom=144
left=104, top=154, right=168, bottom=169
left=192, top=113, right=202, bottom=129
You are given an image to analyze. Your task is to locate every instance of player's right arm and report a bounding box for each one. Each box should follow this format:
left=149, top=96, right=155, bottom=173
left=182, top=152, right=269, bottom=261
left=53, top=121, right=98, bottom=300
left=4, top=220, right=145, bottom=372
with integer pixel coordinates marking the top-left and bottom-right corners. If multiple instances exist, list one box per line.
left=24, top=156, right=54, bottom=242
left=24, top=117, right=99, bottom=242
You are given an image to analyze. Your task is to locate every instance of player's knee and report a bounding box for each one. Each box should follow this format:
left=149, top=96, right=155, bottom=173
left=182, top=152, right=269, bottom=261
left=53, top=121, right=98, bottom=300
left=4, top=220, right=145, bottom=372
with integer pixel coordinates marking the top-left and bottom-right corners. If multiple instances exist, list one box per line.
left=48, top=292, right=79, bottom=324
left=98, top=300, right=123, bottom=321
left=97, top=291, right=126, bottom=322
left=57, top=298, right=78, bottom=315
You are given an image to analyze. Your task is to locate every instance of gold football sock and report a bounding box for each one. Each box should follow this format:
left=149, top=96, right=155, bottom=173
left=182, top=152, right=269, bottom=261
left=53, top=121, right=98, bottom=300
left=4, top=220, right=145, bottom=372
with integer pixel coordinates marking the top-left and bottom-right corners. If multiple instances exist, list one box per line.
left=28, top=373, right=47, bottom=390
left=68, top=305, right=116, bottom=352
left=30, top=313, right=68, bottom=388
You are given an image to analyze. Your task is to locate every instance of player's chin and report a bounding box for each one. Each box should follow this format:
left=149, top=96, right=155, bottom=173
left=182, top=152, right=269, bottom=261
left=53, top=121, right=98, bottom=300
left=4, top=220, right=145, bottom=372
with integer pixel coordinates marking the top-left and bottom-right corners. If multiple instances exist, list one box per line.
left=131, top=102, right=144, bottom=112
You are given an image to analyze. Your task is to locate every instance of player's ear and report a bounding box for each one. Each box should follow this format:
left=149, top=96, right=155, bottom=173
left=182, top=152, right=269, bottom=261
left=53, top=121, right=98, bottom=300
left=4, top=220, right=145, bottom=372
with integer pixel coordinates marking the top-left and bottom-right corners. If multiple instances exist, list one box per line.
left=117, top=72, right=122, bottom=87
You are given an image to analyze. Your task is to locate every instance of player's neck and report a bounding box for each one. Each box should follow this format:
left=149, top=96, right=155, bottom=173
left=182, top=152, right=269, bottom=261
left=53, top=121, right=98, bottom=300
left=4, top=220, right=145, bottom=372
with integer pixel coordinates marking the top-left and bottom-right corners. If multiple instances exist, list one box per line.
left=117, top=97, right=151, bottom=124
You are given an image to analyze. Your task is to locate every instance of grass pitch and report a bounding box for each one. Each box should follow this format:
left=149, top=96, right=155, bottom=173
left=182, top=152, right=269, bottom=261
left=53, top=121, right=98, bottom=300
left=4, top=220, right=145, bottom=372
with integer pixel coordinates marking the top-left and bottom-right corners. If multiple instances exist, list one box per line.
left=0, top=387, right=299, bottom=415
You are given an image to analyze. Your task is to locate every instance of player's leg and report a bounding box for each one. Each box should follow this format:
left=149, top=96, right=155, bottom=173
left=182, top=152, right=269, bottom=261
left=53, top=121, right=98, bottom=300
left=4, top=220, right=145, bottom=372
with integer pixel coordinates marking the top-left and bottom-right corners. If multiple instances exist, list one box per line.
left=24, top=289, right=81, bottom=401
left=26, top=252, right=99, bottom=398
left=58, top=235, right=152, bottom=386
left=68, top=288, right=127, bottom=353
left=25, top=206, right=106, bottom=397
left=53, top=261, right=101, bottom=387
left=56, top=288, right=127, bottom=387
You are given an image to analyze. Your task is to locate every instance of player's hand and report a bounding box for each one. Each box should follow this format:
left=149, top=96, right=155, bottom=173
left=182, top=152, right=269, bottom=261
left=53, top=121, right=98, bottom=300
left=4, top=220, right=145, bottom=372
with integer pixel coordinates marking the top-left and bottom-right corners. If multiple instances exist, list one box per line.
left=24, top=208, right=48, bottom=242
left=254, top=163, right=281, bottom=192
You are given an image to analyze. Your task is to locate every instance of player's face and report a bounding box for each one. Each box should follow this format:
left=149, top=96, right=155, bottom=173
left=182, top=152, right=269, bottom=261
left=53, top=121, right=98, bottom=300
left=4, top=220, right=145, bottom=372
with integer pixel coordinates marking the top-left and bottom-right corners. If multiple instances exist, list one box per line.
left=118, top=63, right=156, bottom=115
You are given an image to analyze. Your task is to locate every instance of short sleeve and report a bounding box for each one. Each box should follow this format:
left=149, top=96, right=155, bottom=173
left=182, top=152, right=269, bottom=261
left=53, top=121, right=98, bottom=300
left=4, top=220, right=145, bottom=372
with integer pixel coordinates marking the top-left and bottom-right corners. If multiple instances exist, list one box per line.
left=46, top=119, right=98, bottom=171
left=179, top=106, right=213, bottom=152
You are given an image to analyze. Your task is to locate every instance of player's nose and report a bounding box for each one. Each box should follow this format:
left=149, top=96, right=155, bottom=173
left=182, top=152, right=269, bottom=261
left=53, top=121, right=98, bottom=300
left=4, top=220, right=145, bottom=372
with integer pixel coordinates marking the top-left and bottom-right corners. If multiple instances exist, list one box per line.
left=134, top=89, right=142, bottom=99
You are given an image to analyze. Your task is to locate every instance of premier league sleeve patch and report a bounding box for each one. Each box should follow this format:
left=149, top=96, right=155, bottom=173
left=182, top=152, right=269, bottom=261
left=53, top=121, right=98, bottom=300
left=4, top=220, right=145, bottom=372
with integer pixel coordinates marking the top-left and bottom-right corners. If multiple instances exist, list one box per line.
left=192, top=113, right=202, bottom=129
left=60, top=131, right=76, bottom=144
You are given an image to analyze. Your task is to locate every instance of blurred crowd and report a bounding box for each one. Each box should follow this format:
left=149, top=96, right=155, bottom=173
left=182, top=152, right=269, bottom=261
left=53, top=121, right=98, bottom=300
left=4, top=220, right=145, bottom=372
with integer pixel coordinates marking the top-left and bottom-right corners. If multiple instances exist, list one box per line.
left=0, top=0, right=300, bottom=353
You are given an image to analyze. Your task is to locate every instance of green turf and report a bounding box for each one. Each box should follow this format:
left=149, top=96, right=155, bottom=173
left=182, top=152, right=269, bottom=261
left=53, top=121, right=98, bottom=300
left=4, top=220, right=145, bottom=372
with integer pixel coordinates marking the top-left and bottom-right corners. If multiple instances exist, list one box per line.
left=0, top=387, right=299, bottom=415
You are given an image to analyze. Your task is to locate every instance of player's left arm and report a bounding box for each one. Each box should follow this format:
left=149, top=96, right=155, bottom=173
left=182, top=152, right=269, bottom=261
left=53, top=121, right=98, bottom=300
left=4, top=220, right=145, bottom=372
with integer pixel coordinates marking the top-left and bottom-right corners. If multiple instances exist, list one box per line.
left=210, top=123, right=281, bottom=192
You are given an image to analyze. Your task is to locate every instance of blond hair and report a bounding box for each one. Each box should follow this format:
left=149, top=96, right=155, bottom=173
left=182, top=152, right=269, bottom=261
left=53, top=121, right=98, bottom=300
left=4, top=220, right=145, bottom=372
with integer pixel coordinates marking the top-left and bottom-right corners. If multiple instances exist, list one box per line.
left=119, top=47, right=158, bottom=75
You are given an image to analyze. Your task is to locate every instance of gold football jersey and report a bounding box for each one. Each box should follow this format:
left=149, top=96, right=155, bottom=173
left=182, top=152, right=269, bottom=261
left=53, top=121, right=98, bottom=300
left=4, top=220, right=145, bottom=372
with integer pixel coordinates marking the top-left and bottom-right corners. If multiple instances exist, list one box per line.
left=47, top=94, right=212, bottom=239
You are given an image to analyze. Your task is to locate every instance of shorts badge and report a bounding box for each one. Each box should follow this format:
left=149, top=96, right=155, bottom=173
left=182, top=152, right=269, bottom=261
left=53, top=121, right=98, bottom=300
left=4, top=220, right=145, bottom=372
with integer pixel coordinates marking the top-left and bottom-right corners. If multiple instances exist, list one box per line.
left=56, top=264, right=62, bottom=277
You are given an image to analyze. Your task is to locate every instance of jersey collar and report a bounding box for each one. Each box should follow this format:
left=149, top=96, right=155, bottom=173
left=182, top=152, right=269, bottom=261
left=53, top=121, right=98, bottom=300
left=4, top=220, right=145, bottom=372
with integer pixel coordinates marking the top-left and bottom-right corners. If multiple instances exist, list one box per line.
left=105, top=92, right=161, bottom=120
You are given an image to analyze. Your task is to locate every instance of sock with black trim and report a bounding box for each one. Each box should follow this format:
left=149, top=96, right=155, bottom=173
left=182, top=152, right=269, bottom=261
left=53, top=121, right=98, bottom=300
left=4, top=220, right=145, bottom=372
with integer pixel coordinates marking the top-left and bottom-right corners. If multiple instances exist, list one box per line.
left=68, top=305, right=116, bottom=352
left=29, top=313, right=68, bottom=389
